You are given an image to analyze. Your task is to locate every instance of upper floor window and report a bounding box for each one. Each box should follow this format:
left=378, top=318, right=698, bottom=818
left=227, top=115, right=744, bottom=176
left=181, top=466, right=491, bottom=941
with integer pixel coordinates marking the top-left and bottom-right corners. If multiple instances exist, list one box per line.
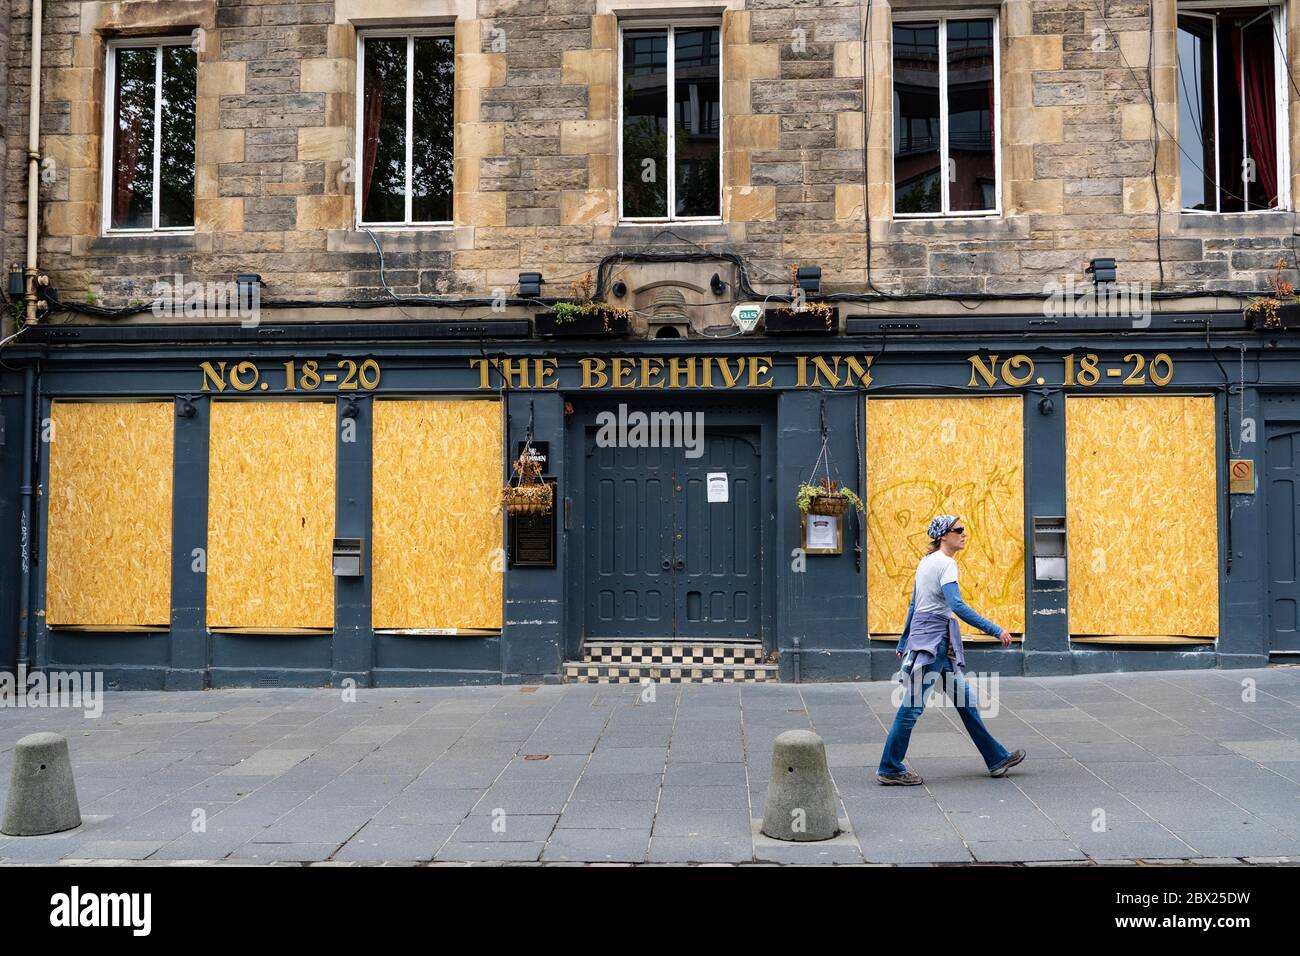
left=1177, top=4, right=1287, bottom=212
left=620, top=21, right=721, bottom=221
left=892, top=16, right=999, bottom=217
left=103, top=38, right=196, bottom=232
left=358, top=30, right=454, bottom=227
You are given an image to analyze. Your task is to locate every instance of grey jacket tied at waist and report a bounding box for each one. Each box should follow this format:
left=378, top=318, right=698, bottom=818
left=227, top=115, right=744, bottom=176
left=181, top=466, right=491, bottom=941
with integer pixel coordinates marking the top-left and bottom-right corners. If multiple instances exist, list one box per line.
left=903, top=612, right=965, bottom=672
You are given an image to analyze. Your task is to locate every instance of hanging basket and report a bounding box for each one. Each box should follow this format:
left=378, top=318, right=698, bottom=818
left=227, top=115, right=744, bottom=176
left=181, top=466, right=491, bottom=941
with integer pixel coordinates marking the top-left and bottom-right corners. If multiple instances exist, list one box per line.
left=504, top=445, right=553, bottom=514
left=806, top=493, right=851, bottom=517
left=502, top=483, right=553, bottom=514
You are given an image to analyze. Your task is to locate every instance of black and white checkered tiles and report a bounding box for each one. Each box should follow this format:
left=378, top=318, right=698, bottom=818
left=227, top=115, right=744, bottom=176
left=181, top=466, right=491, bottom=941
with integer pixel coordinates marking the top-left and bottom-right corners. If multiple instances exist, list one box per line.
left=564, top=641, right=777, bottom=684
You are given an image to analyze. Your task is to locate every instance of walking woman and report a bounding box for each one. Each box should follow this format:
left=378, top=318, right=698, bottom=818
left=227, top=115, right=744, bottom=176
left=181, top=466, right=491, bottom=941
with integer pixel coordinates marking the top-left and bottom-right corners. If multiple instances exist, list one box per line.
left=877, top=514, right=1025, bottom=785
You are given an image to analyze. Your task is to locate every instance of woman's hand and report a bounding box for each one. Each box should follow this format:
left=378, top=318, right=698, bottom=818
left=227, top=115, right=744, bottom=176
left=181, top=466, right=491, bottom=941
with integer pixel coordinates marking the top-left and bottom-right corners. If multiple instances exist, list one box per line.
left=997, top=630, right=1013, bottom=647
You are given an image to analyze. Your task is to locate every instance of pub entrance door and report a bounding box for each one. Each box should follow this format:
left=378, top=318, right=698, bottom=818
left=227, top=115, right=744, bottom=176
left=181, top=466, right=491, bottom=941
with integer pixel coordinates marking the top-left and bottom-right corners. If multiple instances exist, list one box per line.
left=577, top=407, right=763, bottom=642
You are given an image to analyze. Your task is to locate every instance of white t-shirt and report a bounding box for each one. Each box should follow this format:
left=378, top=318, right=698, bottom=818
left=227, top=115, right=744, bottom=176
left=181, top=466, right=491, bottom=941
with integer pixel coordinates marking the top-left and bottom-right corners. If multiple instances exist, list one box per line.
left=912, top=550, right=959, bottom=616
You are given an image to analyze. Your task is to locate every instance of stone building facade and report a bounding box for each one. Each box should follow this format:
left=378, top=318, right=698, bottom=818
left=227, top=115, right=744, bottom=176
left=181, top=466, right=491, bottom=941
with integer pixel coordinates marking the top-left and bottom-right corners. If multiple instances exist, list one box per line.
left=3, top=0, right=1300, bottom=689
left=4, top=0, right=1300, bottom=315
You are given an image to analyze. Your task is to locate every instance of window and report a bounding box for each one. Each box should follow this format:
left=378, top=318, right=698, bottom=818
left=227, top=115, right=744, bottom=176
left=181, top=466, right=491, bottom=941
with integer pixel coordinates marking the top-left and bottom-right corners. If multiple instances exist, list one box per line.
left=892, top=17, right=999, bottom=217
left=1177, top=4, right=1287, bottom=212
left=357, top=30, right=454, bottom=226
left=103, top=38, right=196, bottom=232
left=620, top=21, right=722, bottom=221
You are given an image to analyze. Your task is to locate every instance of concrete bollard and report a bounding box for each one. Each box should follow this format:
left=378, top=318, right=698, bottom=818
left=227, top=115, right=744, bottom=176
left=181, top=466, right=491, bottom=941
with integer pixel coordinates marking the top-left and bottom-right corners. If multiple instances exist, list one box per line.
left=760, top=729, right=839, bottom=841
left=1, top=732, right=82, bottom=836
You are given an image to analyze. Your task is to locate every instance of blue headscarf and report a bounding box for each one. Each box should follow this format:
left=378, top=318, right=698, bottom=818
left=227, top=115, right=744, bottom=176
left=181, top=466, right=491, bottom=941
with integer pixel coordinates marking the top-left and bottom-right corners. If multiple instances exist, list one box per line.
left=927, top=514, right=959, bottom=540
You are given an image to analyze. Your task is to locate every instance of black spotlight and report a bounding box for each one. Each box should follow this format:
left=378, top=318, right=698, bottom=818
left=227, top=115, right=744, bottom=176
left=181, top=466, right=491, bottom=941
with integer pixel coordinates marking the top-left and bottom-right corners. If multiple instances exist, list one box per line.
left=518, top=272, right=542, bottom=297
left=611, top=280, right=627, bottom=298
left=342, top=399, right=360, bottom=420
left=1038, top=392, right=1055, bottom=416
left=177, top=399, right=196, bottom=419
left=236, top=273, right=262, bottom=311
left=1085, top=258, right=1117, bottom=284
left=710, top=272, right=726, bottom=296
left=796, top=266, right=822, bottom=295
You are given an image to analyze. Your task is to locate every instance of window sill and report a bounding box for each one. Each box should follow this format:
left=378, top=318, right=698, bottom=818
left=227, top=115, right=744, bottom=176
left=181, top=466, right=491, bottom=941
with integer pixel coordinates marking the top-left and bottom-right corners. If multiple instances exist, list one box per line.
left=610, top=220, right=729, bottom=242
left=84, top=232, right=197, bottom=254
left=358, top=223, right=455, bottom=232
left=1175, top=210, right=1295, bottom=235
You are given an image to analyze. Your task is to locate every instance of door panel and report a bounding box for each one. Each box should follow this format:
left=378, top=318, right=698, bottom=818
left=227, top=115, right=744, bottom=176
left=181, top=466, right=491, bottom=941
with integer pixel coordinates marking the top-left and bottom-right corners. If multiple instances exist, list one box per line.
left=1266, top=427, right=1300, bottom=652
left=586, top=442, right=674, bottom=637
left=582, top=416, right=761, bottom=640
left=677, top=430, right=761, bottom=638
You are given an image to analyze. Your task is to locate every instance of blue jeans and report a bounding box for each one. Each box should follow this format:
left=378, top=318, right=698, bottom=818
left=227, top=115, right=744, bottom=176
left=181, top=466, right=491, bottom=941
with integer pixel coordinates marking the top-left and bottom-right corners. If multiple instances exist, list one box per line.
left=878, top=640, right=1010, bottom=775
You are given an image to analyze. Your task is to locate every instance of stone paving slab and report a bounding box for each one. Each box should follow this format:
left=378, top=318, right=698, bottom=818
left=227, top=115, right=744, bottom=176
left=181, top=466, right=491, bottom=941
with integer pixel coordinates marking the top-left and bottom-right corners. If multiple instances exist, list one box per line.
left=0, top=667, right=1297, bottom=865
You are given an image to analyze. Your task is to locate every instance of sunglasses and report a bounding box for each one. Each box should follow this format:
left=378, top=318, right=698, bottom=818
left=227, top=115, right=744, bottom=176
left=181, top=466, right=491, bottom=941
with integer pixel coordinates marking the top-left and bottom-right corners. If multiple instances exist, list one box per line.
left=948, top=526, right=966, bottom=535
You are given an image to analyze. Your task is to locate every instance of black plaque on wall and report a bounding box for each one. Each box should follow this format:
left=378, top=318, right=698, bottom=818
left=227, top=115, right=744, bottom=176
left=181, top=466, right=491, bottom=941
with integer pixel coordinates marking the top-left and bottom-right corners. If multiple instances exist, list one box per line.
left=508, top=478, right=557, bottom=568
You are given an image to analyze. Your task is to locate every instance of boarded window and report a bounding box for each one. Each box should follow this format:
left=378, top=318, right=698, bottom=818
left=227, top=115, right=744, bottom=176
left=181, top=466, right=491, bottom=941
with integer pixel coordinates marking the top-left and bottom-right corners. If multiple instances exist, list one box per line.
left=45, top=402, right=174, bottom=627
left=1066, top=396, right=1219, bottom=637
left=371, top=400, right=503, bottom=631
left=207, top=402, right=336, bottom=630
left=866, top=397, right=1025, bottom=637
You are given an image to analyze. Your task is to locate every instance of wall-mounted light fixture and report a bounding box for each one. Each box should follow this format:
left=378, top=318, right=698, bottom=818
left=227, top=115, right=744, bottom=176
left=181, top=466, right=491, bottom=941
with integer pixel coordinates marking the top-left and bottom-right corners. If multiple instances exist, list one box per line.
left=341, top=399, right=360, bottom=419
left=1085, top=258, right=1117, bottom=284
left=518, top=272, right=542, bottom=297
left=710, top=272, right=726, bottom=296
left=177, top=399, right=196, bottom=419
left=796, top=266, right=822, bottom=295
left=236, top=273, right=262, bottom=312
left=611, top=280, right=627, bottom=298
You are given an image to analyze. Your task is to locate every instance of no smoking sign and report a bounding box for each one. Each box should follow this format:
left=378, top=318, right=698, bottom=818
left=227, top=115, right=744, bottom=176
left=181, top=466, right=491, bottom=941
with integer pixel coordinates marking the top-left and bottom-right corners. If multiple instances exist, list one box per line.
left=1229, top=459, right=1255, bottom=494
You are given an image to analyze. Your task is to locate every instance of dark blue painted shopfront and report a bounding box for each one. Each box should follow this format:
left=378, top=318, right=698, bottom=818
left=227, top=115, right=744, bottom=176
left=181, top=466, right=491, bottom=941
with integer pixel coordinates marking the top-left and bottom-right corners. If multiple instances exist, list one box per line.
left=0, top=316, right=1297, bottom=688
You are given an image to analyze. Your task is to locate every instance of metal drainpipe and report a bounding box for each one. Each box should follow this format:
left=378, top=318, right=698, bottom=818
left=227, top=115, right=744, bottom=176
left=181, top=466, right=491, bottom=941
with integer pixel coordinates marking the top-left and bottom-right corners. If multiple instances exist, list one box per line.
left=24, top=0, right=43, bottom=325
left=17, top=364, right=35, bottom=669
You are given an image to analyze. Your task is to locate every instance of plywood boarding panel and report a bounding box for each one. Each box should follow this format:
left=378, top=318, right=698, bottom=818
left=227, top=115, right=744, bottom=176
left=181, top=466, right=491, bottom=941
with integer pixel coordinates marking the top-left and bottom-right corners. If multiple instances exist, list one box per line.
left=1066, top=396, right=1218, bottom=637
left=866, top=397, right=1025, bottom=636
left=372, top=400, right=503, bottom=631
left=207, top=401, right=335, bottom=629
left=46, top=402, right=173, bottom=626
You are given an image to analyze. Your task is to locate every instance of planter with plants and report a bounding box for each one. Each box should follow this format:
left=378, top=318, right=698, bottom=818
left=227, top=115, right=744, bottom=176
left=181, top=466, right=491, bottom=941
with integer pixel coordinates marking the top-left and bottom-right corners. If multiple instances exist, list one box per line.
left=502, top=448, right=553, bottom=514
left=763, top=267, right=839, bottom=334
left=534, top=271, right=631, bottom=337
left=763, top=301, right=839, bottom=335
left=796, top=477, right=865, bottom=517
left=1245, top=258, right=1300, bottom=331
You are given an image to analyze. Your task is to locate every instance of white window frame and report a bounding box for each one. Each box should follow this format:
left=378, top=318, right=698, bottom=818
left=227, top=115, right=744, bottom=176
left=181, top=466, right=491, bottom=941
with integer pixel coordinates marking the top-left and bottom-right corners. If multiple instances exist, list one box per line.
left=101, top=37, right=197, bottom=235
left=355, top=27, right=456, bottom=230
left=890, top=14, right=1002, bottom=220
left=617, top=18, right=724, bottom=223
left=1176, top=1, right=1290, bottom=214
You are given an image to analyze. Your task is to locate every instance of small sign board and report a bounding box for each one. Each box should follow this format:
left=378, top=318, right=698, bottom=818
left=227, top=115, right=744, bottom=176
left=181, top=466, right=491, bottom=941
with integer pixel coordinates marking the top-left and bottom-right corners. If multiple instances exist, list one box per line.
left=707, top=472, right=728, bottom=503
left=515, top=441, right=550, bottom=472
left=1229, top=459, right=1254, bottom=494
left=508, top=478, right=557, bottom=567
left=802, top=513, right=842, bottom=554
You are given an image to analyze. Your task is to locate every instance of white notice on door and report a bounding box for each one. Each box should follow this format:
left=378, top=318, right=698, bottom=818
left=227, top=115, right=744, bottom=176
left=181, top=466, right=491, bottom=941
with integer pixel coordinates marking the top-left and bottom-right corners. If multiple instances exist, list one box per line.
left=706, top=472, right=728, bottom=503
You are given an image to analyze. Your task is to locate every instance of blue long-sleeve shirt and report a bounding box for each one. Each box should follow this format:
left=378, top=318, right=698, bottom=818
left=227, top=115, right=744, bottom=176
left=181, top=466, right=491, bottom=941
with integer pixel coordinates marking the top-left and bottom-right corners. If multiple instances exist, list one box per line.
left=895, top=581, right=1001, bottom=654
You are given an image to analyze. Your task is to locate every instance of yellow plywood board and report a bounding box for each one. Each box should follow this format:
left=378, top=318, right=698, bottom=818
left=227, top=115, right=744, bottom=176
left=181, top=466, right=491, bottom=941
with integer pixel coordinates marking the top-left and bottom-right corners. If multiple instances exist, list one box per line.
left=207, top=401, right=335, bottom=629
left=372, top=400, right=504, bottom=631
left=866, top=397, right=1025, bottom=636
left=45, top=402, right=174, bottom=627
left=1066, top=396, right=1218, bottom=637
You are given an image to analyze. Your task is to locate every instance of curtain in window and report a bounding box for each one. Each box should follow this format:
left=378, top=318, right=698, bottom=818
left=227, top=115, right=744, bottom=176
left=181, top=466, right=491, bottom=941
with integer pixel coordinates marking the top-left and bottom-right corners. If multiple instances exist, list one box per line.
left=362, top=76, right=383, bottom=212
left=1233, top=19, right=1278, bottom=206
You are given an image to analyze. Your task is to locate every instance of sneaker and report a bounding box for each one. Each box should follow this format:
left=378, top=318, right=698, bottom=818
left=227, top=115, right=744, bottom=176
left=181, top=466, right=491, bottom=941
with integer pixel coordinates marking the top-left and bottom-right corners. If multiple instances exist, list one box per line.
left=877, top=769, right=924, bottom=786
left=989, top=749, right=1026, bottom=778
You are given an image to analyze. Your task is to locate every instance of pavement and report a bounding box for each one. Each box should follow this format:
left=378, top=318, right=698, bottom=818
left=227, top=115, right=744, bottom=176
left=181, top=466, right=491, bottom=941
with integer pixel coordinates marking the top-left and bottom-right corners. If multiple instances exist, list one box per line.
left=0, top=667, right=1298, bottom=865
